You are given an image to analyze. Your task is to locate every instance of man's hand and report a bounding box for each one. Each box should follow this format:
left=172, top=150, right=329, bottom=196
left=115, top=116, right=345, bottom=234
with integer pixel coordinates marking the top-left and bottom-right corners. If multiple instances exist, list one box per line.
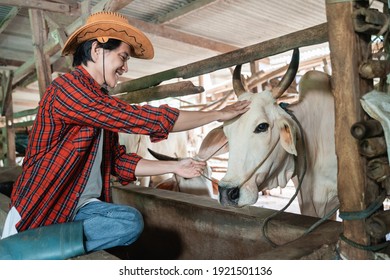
left=217, top=100, right=251, bottom=122
left=174, top=158, right=207, bottom=178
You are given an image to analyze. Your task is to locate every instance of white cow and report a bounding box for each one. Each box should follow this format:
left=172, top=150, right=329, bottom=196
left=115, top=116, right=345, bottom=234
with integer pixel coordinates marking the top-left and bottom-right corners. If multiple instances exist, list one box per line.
left=212, top=49, right=339, bottom=218
left=148, top=126, right=229, bottom=199
left=118, top=132, right=188, bottom=187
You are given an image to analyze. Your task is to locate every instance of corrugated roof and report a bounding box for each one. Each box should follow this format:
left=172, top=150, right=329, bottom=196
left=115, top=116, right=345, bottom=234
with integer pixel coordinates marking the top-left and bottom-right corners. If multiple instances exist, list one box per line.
left=0, top=0, right=382, bottom=112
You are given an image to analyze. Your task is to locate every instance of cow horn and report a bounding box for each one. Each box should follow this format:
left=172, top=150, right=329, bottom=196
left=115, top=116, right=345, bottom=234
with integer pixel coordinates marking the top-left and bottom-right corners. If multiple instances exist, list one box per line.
left=271, top=48, right=300, bottom=99
left=147, top=148, right=179, bottom=161
left=232, top=64, right=246, bottom=97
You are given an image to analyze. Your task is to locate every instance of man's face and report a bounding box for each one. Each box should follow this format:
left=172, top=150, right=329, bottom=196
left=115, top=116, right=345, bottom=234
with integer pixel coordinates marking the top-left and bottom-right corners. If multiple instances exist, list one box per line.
left=93, top=41, right=131, bottom=88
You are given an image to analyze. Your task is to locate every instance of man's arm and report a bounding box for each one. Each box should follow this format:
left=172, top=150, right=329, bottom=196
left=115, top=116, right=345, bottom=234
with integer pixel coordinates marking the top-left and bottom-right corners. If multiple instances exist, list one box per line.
left=171, top=100, right=250, bottom=132
left=134, top=158, right=206, bottom=178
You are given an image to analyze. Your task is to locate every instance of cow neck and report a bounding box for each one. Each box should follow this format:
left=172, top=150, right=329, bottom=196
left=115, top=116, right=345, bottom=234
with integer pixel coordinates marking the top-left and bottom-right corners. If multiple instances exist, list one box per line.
left=291, top=114, right=307, bottom=182
left=261, top=106, right=308, bottom=248
left=282, top=105, right=307, bottom=184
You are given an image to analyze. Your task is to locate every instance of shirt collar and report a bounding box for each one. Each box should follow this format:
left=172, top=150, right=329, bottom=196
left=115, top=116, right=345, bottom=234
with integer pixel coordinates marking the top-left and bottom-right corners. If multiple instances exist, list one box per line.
left=74, top=65, right=108, bottom=95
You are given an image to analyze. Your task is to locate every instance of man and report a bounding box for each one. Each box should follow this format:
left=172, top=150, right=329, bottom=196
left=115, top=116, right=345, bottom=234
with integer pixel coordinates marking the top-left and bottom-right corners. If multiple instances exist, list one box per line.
left=1, top=11, right=249, bottom=255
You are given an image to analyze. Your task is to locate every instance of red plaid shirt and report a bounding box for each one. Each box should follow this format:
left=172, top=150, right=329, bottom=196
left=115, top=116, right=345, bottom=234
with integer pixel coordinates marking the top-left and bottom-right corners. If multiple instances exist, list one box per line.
left=11, top=66, right=179, bottom=232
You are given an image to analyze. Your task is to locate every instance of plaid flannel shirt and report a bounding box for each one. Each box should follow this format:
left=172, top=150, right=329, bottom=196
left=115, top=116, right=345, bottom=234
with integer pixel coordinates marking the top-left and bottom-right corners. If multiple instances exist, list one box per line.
left=11, top=66, right=179, bottom=232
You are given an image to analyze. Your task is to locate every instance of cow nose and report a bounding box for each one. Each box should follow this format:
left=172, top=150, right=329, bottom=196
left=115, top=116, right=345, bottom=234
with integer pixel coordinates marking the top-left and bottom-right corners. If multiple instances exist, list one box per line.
left=218, top=185, right=239, bottom=206
left=228, top=187, right=240, bottom=201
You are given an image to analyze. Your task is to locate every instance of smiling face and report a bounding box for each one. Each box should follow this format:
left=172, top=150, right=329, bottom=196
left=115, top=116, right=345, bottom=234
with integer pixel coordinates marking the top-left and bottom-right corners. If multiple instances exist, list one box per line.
left=88, top=41, right=131, bottom=88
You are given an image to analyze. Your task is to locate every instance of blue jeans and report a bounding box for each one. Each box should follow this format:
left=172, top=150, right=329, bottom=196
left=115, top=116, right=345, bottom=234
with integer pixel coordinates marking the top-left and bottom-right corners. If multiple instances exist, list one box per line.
left=73, top=201, right=144, bottom=252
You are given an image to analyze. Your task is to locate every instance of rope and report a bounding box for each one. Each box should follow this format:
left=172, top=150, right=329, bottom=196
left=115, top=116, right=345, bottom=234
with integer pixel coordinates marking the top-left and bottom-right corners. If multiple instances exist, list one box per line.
left=261, top=104, right=341, bottom=247
left=339, top=234, right=390, bottom=252
left=261, top=106, right=388, bottom=253
left=203, top=104, right=387, bottom=251
left=303, top=205, right=339, bottom=236
left=336, top=190, right=389, bottom=253
left=261, top=105, right=308, bottom=247
left=339, top=190, right=387, bottom=220
left=203, top=140, right=228, bottom=161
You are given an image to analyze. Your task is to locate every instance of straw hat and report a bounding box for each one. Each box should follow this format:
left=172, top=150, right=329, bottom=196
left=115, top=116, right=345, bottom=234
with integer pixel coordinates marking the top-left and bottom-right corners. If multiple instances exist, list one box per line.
left=62, top=11, right=154, bottom=59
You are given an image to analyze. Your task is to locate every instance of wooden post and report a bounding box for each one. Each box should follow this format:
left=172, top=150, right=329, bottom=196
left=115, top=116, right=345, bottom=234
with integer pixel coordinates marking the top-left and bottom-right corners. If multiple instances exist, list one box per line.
left=326, top=0, right=373, bottom=259
left=250, top=60, right=259, bottom=93
left=1, top=71, right=16, bottom=167
left=198, top=75, right=207, bottom=135
left=29, top=9, right=52, bottom=98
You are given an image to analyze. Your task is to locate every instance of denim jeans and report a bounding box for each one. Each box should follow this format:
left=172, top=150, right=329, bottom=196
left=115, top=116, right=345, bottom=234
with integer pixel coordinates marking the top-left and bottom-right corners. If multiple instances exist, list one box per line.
left=74, top=201, right=144, bottom=252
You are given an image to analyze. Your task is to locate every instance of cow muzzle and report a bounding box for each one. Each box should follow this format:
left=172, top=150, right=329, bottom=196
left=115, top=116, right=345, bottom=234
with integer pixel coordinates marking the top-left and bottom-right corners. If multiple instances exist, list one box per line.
left=218, top=186, right=240, bottom=206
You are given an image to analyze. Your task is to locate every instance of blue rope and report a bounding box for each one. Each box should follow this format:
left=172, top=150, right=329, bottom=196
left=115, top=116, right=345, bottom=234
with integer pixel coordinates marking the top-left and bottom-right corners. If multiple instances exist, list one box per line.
left=339, top=190, right=387, bottom=220
left=339, top=233, right=390, bottom=252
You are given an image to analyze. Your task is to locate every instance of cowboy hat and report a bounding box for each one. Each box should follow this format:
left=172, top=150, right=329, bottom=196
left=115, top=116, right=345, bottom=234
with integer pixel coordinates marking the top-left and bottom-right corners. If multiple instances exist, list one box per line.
left=62, top=11, right=154, bottom=59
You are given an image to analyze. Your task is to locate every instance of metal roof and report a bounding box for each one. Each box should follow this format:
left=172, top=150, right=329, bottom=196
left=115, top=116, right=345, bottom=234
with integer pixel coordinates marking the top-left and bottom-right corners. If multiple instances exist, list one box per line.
left=0, top=0, right=382, bottom=113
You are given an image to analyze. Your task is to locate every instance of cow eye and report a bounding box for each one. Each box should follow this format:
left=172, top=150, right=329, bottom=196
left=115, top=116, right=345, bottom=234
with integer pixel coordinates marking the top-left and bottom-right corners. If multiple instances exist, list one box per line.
left=254, top=122, right=269, bottom=133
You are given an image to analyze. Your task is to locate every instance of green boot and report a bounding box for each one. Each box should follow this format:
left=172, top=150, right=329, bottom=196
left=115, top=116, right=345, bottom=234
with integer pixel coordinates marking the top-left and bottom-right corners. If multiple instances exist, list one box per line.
left=0, top=221, right=85, bottom=260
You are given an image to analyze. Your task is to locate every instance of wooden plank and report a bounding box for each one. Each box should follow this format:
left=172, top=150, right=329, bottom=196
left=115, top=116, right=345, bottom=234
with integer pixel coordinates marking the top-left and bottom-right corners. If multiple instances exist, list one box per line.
left=326, top=0, right=373, bottom=259
left=12, top=34, right=61, bottom=86
left=13, top=108, right=38, bottom=119
left=110, top=23, right=328, bottom=94
left=29, top=9, right=52, bottom=98
left=115, top=81, right=204, bottom=104
left=0, top=0, right=79, bottom=14
left=249, top=60, right=260, bottom=93
left=3, top=71, right=15, bottom=166
left=110, top=185, right=341, bottom=260
left=1, top=71, right=13, bottom=116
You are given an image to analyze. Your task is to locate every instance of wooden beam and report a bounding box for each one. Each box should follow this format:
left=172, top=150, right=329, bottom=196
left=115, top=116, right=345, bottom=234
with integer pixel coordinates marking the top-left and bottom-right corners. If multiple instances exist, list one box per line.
left=326, top=0, right=373, bottom=260
left=115, top=81, right=204, bottom=103
left=0, top=0, right=80, bottom=15
left=29, top=9, right=52, bottom=98
left=0, top=58, right=23, bottom=68
left=1, top=70, right=13, bottom=116
left=13, top=108, right=38, bottom=119
left=52, top=28, right=73, bottom=68
left=111, top=23, right=328, bottom=95
left=250, top=60, right=259, bottom=93
left=2, top=71, right=15, bottom=166
left=12, top=32, right=61, bottom=86
left=111, top=185, right=342, bottom=260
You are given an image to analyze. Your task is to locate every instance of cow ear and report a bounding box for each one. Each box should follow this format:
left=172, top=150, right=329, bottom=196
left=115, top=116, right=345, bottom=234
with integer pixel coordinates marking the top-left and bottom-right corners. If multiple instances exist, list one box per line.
left=197, top=126, right=229, bottom=160
left=277, top=119, right=297, bottom=156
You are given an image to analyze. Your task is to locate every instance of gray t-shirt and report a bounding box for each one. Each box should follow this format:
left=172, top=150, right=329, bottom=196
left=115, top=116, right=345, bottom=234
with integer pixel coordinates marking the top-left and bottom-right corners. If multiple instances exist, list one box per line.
left=74, top=129, right=104, bottom=214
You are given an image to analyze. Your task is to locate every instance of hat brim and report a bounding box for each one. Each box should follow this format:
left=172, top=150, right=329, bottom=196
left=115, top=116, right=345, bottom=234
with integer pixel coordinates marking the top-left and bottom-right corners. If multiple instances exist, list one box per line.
left=62, top=20, right=154, bottom=59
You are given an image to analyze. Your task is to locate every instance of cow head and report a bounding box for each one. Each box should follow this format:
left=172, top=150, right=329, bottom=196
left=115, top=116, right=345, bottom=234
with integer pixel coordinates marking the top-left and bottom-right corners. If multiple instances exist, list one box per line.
left=218, top=49, right=300, bottom=207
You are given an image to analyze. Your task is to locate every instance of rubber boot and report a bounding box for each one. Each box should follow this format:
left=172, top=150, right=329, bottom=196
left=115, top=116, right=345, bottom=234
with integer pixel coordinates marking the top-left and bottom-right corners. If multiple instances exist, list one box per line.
left=0, top=221, right=85, bottom=260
